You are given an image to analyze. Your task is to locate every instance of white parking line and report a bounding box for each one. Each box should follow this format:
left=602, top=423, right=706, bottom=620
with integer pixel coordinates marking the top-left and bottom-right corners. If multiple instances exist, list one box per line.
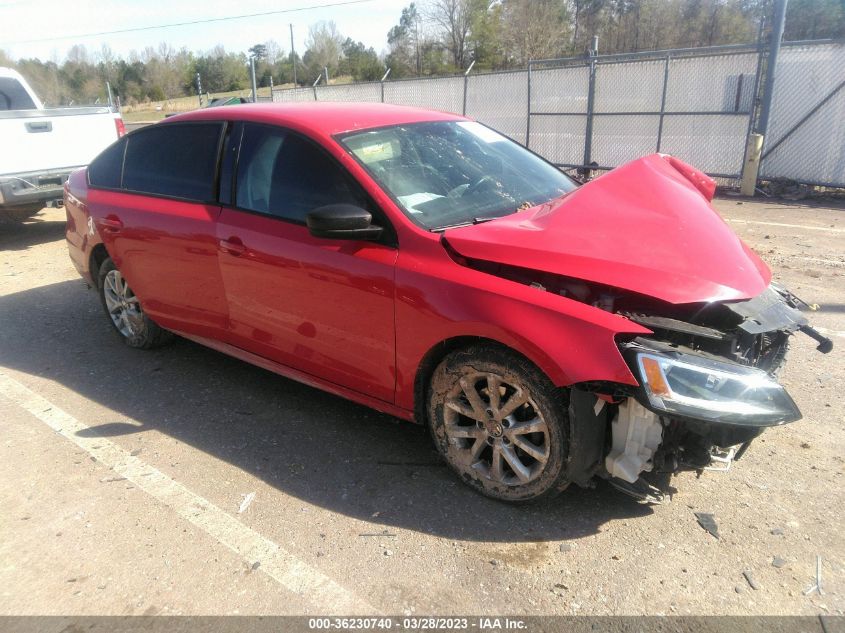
left=0, top=370, right=374, bottom=615
left=816, top=326, right=845, bottom=339
left=725, top=218, right=845, bottom=234
left=798, top=256, right=845, bottom=268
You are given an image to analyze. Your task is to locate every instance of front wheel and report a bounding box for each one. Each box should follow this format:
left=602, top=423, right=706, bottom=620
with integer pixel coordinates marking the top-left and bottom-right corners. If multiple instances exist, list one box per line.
left=98, top=257, right=172, bottom=349
left=427, top=345, right=570, bottom=502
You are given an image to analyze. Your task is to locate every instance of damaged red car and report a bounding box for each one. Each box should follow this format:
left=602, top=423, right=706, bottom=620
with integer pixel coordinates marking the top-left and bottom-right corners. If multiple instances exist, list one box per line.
left=65, top=103, right=832, bottom=503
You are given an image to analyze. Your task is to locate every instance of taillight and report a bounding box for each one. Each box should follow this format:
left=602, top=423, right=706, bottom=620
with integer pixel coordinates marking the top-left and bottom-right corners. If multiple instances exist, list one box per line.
left=115, top=117, right=126, bottom=138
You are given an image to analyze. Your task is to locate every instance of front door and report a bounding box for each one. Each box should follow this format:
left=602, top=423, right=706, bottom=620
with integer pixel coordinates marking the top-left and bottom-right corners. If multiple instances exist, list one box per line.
left=216, top=124, right=398, bottom=403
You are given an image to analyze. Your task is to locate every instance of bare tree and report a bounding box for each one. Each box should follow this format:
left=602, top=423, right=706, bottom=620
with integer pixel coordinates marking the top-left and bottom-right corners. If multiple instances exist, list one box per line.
left=304, top=20, right=344, bottom=78
left=424, top=0, right=489, bottom=69
left=263, top=40, right=284, bottom=65
left=501, top=0, right=570, bottom=64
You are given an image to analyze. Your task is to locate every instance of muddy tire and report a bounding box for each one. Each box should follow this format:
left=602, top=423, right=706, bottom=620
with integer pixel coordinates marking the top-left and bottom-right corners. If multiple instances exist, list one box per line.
left=98, top=257, right=173, bottom=349
left=0, top=205, right=43, bottom=225
left=427, top=345, right=570, bottom=502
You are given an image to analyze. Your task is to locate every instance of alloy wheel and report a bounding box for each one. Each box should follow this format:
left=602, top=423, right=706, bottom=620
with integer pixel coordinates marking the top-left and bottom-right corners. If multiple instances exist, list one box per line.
left=102, top=269, right=144, bottom=338
left=442, top=371, right=551, bottom=486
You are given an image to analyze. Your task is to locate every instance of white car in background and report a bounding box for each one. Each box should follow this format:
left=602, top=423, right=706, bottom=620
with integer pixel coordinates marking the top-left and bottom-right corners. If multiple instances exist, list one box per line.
left=0, top=67, right=125, bottom=224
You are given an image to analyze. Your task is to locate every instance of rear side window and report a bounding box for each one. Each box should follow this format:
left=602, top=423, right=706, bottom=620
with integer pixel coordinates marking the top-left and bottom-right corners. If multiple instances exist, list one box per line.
left=235, top=123, right=367, bottom=222
left=88, top=138, right=127, bottom=189
left=0, top=77, right=36, bottom=110
left=123, top=123, right=223, bottom=202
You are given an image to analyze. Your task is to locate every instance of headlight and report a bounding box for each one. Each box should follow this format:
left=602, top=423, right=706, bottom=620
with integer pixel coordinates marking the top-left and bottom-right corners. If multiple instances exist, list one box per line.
left=631, top=347, right=801, bottom=426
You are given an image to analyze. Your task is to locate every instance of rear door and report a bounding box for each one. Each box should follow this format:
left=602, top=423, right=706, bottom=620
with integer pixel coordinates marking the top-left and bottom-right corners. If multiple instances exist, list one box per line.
left=89, top=121, right=229, bottom=339
left=216, top=123, right=398, bottom=402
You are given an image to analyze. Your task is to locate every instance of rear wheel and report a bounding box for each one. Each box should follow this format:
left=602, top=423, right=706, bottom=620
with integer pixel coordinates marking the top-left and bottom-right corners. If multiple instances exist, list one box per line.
left=427, top=345, right=570, bottom=502
left=98, top=257, right=172, bottom=349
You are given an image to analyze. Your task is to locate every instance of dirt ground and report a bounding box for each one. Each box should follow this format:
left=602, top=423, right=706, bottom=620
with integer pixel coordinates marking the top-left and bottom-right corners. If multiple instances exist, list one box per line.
left=0, top=197, right=842, bottom=616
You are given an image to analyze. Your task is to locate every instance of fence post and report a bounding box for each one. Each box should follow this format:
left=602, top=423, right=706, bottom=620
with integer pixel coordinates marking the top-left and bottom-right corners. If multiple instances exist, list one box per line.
left=656, top=54, right=670, bottom=152
left=525, top=62, right=532, bottom=148
left=583, top=36, right=599, bottom=173
left=312, top=74, right=321, bottom=101
left=462, top=60, right=475, bottom=116
left=380, top=68, right=391, bottom=103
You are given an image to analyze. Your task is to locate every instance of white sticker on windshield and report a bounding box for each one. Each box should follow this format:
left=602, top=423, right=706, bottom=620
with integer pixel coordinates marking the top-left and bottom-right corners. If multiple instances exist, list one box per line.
left=397, top=192, right=444, bottom=214
left=354, top=141, right=395, bottom=164
left=457, top=121, right=507, bottom=144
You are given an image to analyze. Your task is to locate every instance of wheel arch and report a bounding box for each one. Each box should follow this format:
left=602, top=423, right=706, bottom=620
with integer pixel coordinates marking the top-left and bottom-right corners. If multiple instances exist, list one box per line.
left=89, top=243, right=110, bottom=288
left=412, top=335, right=555, bottom=425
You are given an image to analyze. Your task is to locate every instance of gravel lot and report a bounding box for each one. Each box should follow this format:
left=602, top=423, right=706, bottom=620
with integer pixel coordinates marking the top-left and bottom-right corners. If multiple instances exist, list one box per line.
left=0, top=198, right=842, bottom=616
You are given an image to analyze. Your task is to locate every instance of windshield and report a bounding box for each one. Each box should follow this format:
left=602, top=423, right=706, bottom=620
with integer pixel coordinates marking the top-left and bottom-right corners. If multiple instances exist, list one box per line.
left=338, top=121, right=577, bottom=230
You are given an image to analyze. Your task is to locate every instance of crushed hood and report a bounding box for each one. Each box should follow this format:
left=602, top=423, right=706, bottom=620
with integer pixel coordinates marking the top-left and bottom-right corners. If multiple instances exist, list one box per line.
left=443, top=154, right=771, bottom=305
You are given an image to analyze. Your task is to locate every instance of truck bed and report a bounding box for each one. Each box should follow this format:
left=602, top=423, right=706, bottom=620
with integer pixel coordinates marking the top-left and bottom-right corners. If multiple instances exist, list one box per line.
left=1, top=105, right=122, bottom=177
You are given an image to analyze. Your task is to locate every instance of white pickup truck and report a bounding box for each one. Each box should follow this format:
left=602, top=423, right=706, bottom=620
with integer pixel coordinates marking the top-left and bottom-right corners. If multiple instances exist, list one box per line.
left=0, top=67, right=125, bottom=223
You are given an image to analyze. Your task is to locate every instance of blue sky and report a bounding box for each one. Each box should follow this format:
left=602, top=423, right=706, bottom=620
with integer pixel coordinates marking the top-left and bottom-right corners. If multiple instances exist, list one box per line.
left=0, top=0, right=403, bottom=61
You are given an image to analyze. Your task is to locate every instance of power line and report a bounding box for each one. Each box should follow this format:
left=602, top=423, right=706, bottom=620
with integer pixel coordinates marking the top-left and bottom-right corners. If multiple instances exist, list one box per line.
left=5, top=0, right=375, bottom=45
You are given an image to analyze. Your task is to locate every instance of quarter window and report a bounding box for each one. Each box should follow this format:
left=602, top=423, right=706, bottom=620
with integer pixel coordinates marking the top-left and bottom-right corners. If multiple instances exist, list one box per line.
left=88, top=137, right=127, bottom=189
left=235, top=123, right=367, bottom=222
left=122, top=123, right=223, bottom=202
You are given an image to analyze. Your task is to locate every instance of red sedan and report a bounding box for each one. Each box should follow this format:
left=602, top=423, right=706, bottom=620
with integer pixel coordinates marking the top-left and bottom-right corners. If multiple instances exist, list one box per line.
left=65, top=103, right=830, bottom=503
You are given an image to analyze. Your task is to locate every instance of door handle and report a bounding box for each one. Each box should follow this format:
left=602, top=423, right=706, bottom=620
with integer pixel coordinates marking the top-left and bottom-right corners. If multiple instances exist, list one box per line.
left=100, top=216, right=123, bottom=232
left=219, top=237, right=246, bottom=256
left=25, top=121, right=52, bottom=133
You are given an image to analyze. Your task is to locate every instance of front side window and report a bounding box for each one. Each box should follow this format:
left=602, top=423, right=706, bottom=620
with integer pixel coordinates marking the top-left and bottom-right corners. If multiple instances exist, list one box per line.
left=235, top=123, right=368, bottom=222
left=122, top=122, right=223, bottom=202
left=338, top=121, right=577, bottom=230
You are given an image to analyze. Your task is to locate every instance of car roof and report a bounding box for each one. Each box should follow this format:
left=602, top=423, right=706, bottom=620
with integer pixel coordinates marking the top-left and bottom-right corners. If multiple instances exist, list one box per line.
left=167, top=101, right=467, bottom=138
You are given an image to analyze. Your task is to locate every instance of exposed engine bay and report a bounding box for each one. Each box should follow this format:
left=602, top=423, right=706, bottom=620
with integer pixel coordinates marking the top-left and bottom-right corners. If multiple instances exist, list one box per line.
left=447, top=252, right=834, bottom=503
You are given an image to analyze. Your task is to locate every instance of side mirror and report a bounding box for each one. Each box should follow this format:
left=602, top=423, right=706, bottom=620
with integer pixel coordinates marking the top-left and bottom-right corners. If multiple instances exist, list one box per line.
left=306, top=204, right=383, bottom=241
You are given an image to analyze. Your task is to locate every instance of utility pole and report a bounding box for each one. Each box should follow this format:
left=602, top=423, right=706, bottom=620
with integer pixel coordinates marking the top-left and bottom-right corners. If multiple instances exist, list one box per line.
left=195, top=73, right=202, bottom=108
left=741, top=0, right=788, bottom=196
left=290, top=23, right=297, bottom=86
left=249, top=56, right=258, bottom=103
left=757, top=0, right=788, bottom=136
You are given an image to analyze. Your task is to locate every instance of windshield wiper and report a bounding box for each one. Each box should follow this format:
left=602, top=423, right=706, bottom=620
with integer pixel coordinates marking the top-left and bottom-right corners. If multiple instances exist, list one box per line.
left=472, top=215, right=504, bottom=224
left=429, top=220, right=473, bottom=232
left=430, top=209, right=519, bottom=232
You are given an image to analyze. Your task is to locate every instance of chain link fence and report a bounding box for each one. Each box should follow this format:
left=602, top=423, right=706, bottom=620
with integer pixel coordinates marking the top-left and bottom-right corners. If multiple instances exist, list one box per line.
left=272, top=40, right=844, bottom=188
left=760, top=41, right=845, bottom=187
left=465, top=70, right=528, bottom=145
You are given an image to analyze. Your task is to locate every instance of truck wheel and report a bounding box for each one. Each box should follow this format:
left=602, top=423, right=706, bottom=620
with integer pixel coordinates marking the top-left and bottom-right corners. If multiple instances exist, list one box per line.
left=427, top=345, right=570, bottom=502
left=98, top=257, right=173, bottom=349
left=0, top=205, right=43, bottom=225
